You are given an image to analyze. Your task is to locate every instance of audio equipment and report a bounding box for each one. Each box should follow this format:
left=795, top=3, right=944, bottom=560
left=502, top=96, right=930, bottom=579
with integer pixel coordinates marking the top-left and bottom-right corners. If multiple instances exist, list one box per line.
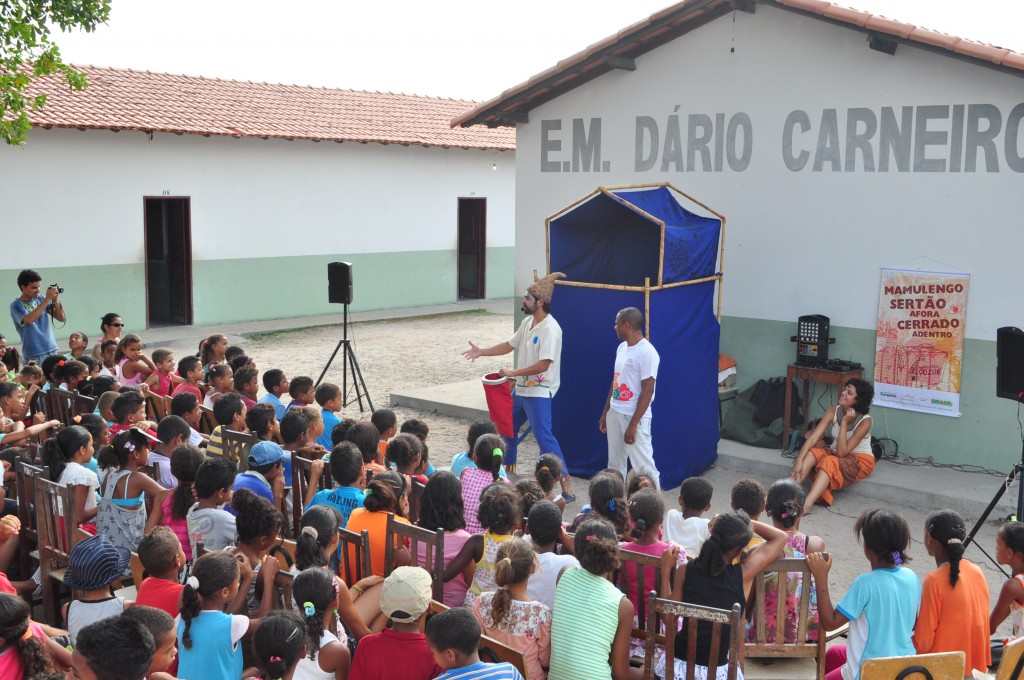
left=328, top=262, right=353, bottom=306
left=997, top=326, right=1024, bottom=402
left=791, top=315, right=834, bottom=367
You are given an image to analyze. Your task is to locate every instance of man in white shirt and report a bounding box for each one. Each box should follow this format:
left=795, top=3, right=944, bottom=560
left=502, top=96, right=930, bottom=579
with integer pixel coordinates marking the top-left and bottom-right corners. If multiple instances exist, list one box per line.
left=463, top=271, right=576, bottom=501
left=599, top=307, right=661, bottom=490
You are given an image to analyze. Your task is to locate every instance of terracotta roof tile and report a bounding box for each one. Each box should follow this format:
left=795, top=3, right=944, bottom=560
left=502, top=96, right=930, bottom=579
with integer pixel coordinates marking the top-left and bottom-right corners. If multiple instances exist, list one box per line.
left=25, top=66, right=514, bottom=150
left=454, top=0, right=1024, bottom=129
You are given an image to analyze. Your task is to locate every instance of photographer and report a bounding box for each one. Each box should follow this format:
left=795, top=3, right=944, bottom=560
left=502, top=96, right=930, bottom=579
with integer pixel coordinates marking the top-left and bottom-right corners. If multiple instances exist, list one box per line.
left=9, top=269, right=65, bottom=364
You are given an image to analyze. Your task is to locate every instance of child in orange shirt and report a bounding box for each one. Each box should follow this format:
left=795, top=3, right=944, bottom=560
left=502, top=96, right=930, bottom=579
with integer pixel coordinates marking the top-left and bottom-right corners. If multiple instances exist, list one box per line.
left=914, top=509, right=991, bottom=674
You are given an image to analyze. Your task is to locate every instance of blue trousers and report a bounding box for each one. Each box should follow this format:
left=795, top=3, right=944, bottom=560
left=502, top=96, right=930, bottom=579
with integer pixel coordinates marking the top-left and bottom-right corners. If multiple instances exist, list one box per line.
left=505, top=393, right=565, bottom=472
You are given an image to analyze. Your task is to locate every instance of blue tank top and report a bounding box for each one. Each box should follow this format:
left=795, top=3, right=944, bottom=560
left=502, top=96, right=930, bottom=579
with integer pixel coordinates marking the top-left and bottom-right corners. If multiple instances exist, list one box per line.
left=176, top=610, right=244, bottom=680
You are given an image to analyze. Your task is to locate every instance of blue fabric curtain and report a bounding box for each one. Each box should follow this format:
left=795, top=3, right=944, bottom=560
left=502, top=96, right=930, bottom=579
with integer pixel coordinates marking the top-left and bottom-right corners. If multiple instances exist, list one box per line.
left=552, top=281, right=720, bottom=489
left=549, top=187, right=721, bottom=286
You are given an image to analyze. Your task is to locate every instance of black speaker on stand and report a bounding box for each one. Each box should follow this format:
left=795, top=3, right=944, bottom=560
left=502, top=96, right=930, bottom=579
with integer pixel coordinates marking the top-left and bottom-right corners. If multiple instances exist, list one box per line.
left=318, top=262, right=373, bottom=412
left=965, top=326, right=1024, bottom=569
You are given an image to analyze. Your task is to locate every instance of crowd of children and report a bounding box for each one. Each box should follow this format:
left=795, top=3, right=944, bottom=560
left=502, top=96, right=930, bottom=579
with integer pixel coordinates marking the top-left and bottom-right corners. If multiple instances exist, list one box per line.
left=0, top=328, right=1018, bottom=680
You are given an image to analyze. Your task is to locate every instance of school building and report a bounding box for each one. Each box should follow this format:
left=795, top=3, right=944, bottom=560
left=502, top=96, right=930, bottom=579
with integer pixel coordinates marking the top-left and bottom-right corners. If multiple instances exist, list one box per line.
left=454, top=0, right=1024, bottom=471
left=0, top=66, right=515, bottom=329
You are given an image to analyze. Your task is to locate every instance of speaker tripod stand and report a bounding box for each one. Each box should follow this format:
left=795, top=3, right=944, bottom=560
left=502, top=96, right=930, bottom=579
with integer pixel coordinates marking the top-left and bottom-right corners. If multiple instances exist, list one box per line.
left=963, top=441, right=1024, bottom=578
left=316, top=304, right=373, bottom=412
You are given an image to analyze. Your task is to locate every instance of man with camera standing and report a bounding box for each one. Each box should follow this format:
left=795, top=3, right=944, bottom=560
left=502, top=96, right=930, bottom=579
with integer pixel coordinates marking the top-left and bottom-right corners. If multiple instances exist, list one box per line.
left=9, top=270, right=65, bottom=364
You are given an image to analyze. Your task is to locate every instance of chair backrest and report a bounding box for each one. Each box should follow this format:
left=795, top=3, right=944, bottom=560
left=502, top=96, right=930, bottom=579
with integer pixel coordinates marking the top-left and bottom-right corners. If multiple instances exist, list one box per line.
left=645, top=592, right=742, bottom=680
left=746, top=556, right=826, bottom=672
left=30, top=389, right=51, bottom=421
left=197, top=406, right=216, bottom=435
left=49, top=388, right=74, bottom=424
left=291, top=455, right=330, bottom=531
left=995, top=637, right=1024, bottom=680
left=406, top=479, right=426, bottom=525
left=72, top=391, right=96, bottom=418
left=479, top=632, right=529, bottom=679
left=339, top=527, right=372, bottom=584
left=130, top=552, right=146, bottom=586
left=145, top=393, right=168, bottom=421
left=35, top=476, right=81, bottom=564
left=222, top=429, right=257, bottom=470
left=139, top=463, right=160, bottom=483
left=16, top=461, right=48, bottom=575
left=859, top=651, right=965, bottom=680
left=616, top=546, right=665, bottom=644
left=384, top=514, right=444, bottom=601
left=274, top=570, right=295, bottom=610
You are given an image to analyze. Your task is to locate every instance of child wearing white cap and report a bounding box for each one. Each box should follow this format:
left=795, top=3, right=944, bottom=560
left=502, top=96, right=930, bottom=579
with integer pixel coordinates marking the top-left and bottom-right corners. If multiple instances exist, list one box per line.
left=348, top=566, right=441, bottom=680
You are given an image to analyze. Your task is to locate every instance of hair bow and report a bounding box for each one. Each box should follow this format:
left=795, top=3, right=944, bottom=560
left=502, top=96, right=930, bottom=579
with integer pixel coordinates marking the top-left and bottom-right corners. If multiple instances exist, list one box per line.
left=492, top=447, right=503, bottom=458
left=269, top=656, right=282, bottom=663
left=947, top=538, right=962, bottom=545
left=124, top=440, right=136, bottom=453
left=891, top=551, right=903, bottom=566
left=301, top=526, right=318, bottom=540
left=607, top=499, right=616, bottom=512
left=57, top=360, right=65, bottom=367
left=186, top=576, right=200, bottom=589
left=303, top=601, right=316, bottom=617
left=72, top=415, right=82, bottom=424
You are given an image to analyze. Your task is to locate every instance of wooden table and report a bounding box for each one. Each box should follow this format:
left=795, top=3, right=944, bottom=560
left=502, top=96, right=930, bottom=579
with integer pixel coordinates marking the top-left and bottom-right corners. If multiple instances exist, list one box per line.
left=784, top=363, right=864, bottom=444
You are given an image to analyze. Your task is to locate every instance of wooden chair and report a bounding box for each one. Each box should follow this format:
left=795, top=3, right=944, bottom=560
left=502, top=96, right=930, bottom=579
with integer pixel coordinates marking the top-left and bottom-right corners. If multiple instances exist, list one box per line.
left=139, top=463, right=160, bottom=483
left=271, top=538, right=298, bottom=571
left=645, top=592, right=742, bottom=680
left=291, top=455, right=331, bottom=531
left=617, top=546, right=665, bottom=655
left=744, top=557, right=826, bottom=680
left=274, top=569, right=295, bottom=610
left=860, top=651, right=965, bottom=680
left=222, top=429, right=257, bottom=469
left=35, top=477, right=84, bottom=625
left=198, top=406, right=216, bottom=435
left=49, top=388, right=74, bottom=425
left=338, top=527, right=371, bottom=585
left=30, top=389, right=51, bottom=421
left=407, top=479, right=426, bottom=525
left=130, top=552, right=146, bottom=586
left=72, top=391, right=96, bottom=418
left=384, top=514, right=444, bottom=601
left=15, top=461, right=48, bottom=578
left=976, top=636, right=1024, bottom=680
left=145, top=393, right=168, bottom=421
left=479, top=632, right=529, bottom=678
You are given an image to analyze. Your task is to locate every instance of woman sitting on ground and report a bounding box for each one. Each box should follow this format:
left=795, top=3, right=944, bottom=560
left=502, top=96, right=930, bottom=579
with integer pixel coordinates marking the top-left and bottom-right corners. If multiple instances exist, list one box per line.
left=789, top=378, right=874, bottom=514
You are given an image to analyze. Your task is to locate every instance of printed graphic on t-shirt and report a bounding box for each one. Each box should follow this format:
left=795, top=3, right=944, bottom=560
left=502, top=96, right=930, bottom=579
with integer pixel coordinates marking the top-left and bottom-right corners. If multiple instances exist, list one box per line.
left=611, top=372, right=634, bottom=402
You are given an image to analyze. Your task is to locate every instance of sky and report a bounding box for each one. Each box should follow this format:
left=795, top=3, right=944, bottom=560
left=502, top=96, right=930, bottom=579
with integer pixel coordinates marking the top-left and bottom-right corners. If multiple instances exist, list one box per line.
left=53, top=0, right=1024, bottom=102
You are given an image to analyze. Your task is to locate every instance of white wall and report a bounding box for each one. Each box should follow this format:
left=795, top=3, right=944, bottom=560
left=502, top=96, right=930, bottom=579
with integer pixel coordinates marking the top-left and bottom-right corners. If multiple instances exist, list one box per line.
left=0, top=128, right=515, bottom=266
left=514, top=4, right=1023, bottom=340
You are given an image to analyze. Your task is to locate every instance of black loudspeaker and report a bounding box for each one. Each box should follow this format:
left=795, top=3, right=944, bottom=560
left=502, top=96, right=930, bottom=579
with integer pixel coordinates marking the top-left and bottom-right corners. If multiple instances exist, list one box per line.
left=997, top=326, right=1024, bottom=402
left=328, top=262, right=353, bottom=305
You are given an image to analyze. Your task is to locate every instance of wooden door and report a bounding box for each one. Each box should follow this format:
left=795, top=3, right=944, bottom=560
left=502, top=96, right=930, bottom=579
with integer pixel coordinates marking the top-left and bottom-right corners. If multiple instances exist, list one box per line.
left=458, top=198, right=486, bottom=299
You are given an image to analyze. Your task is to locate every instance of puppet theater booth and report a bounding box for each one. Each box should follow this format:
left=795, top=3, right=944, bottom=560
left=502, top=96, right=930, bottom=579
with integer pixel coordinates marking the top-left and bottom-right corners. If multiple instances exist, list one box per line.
left=548, top=183, right=725, bottom=490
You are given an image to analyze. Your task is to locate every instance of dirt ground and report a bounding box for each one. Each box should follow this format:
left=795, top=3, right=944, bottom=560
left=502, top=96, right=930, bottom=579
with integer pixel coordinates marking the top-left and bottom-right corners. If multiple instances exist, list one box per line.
left=240, top=309, right=1013, bottom=635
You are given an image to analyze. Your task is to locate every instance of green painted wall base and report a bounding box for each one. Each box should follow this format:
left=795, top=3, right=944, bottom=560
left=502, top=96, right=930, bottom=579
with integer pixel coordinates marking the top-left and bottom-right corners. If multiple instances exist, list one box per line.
left=721, top=315, right=1020, bottom=471
left=1, top=245, right=515, bottom=340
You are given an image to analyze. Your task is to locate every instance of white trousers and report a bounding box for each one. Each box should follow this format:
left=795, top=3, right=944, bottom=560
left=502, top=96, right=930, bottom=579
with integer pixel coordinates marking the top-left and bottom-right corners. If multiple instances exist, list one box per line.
left=606, top=410, right=660, bottom=490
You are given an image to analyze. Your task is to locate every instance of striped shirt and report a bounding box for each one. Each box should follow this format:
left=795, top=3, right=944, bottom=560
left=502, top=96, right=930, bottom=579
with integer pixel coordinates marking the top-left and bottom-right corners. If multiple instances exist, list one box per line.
left=437, top=661, right=524, bottom=679
left=548, top=567, right=623, bottom=680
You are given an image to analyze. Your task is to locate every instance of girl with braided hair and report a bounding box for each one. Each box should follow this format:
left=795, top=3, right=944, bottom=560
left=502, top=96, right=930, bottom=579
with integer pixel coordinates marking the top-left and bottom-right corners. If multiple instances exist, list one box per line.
left=914, top=509, right=990, bottom=674
left=253, top=610, right=307, bottom=680
left=660, top=511, right=786, bottom=680
left=472, top=537, right=551, bottom=680
left=620, top=487, right=674, bottom=660
left=461, top=433, right=511, bottom=535
left=292, top=567, right=351, bottom=680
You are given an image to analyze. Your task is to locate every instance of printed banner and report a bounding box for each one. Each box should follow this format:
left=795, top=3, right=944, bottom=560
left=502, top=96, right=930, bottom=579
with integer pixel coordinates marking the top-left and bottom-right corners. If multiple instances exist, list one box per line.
left=874, top=268, right=969, bottom=417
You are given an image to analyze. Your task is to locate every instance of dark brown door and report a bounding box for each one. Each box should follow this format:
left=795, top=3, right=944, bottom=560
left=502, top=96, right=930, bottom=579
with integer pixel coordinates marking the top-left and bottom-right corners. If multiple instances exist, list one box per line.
left=144, top=198, right=193, bottom=326
left=458, top=198, right=486, bottom=299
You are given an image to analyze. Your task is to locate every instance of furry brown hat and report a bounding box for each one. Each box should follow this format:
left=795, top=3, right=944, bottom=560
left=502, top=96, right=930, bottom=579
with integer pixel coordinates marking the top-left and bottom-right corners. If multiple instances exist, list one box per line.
left=528, top=272, right=565, bottom=304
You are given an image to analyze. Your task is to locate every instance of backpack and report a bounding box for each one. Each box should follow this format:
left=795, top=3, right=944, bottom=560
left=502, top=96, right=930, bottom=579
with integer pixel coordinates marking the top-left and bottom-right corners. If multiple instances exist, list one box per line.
left=750, top=377, right=802, bottom=428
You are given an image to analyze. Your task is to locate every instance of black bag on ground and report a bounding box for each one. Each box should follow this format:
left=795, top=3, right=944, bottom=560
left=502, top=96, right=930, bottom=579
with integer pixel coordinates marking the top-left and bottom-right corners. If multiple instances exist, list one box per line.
left=749, top=377, right=801, bottom=428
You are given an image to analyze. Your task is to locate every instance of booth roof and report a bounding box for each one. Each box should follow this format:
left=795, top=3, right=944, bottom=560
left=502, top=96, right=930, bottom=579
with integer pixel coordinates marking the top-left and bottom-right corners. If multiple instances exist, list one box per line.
left=25, top=65, right=516, bottom=151
left=452, top=0, right=1024, bottom=129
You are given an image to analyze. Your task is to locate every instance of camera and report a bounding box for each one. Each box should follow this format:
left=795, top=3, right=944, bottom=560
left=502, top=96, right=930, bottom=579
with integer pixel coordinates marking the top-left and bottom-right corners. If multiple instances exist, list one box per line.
left=48, top=283, right=64, bottom=294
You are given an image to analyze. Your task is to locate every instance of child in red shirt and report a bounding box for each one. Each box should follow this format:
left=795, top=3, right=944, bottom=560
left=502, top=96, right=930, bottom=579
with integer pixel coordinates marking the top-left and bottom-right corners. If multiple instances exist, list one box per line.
left=349, top=567, right=442, bottom=680
left=134, top=527, right=186, bottom=676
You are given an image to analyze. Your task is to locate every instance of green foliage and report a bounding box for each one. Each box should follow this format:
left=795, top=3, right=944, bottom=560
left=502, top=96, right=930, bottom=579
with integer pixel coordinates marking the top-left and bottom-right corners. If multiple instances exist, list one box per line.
left=1, top=0, right=111, bottom=145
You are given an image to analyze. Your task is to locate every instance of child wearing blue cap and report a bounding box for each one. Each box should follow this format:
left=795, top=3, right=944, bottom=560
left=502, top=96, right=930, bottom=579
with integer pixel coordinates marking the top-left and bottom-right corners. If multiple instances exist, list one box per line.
left=62, top=534, right=132, bottom=647
left=233, top=439, right=286, bottom=508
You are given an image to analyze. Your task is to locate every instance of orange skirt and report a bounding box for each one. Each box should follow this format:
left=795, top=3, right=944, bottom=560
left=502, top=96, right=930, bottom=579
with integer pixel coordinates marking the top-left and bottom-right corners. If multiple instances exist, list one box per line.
left=810, top=448, right=875, bottom=506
